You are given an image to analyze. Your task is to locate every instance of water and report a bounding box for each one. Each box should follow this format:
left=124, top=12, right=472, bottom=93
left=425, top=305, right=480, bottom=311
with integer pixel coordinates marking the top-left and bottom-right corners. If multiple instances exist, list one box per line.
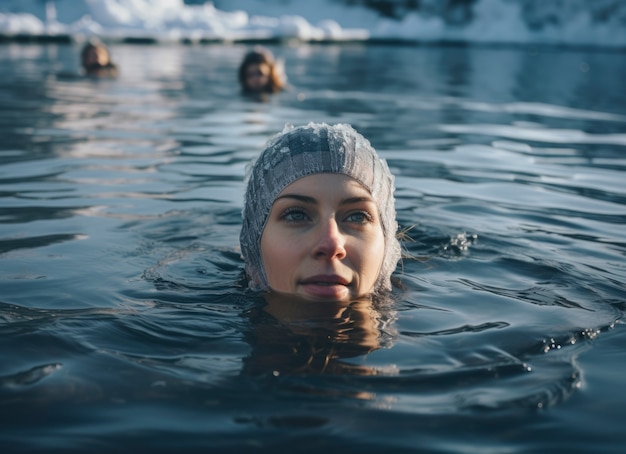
left=1, top=42, right=625, bottom=453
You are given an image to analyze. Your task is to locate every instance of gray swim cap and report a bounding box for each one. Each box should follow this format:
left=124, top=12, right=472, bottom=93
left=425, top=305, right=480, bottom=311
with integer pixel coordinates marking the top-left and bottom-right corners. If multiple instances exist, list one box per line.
left=240, top=122, right=400, bottom=293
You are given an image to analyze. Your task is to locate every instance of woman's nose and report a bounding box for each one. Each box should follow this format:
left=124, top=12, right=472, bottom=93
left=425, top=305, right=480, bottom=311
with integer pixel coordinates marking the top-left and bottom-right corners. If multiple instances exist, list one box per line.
left=313, top=218, right=347, bottom=260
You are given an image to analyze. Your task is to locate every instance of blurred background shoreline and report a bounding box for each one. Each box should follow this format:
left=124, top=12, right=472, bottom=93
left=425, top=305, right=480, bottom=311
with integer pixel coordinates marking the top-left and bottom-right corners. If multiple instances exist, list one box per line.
left=1, top=0, right=625, bottom=49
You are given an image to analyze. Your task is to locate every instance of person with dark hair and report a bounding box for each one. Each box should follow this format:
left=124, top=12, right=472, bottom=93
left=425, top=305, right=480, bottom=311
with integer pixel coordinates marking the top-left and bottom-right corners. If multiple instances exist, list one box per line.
left=238, top=46, right=286, bottom=95
left=80, top=40, right=118, bottom=78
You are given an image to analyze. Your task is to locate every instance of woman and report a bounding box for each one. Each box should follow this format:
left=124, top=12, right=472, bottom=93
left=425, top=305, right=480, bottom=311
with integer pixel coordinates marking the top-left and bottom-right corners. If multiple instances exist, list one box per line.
left=240, top=122, right=401, bottom=302
left=80, top=40, right=118, bottom=77
left=238, top=47, right=286, bottom=95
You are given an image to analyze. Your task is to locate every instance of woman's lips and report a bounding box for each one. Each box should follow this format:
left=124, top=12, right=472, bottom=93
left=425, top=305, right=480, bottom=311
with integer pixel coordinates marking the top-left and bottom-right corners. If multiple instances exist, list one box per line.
left=300, top=274, right=350, bottom=286
left=299, top=275, right=351, bottom=299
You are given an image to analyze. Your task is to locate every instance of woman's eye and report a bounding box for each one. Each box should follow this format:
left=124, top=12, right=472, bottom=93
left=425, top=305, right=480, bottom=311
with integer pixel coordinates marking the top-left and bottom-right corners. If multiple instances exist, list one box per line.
left=346, top=211, right=372, bottom=224
left=281, top=208, right=309, bottom=223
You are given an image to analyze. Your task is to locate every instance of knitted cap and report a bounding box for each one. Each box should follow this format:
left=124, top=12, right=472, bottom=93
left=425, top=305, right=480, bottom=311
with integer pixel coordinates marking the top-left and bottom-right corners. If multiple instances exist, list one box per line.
left=240, top=122, right=400, bottom=293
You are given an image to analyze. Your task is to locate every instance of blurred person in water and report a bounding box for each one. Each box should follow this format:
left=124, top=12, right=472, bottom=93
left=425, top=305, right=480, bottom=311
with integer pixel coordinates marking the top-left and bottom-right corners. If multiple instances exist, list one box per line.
left=80, top=40, right=118, bottom=78
left=240, top=122, right=402, bottom=302
left=238, top=46, right=286, bottom=97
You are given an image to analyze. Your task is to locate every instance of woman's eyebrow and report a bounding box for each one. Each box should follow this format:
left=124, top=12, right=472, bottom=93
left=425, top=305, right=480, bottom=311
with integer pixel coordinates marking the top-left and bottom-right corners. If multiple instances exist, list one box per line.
left=273, top=194, right=316, bottom=204
left=340, top=196, right=374, bottom=206
left=274, top=195, right=374, bottom=205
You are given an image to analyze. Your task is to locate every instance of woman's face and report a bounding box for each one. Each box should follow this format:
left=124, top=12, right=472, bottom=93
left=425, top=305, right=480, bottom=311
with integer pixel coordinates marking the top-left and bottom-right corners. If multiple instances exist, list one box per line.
left=245, top=63, right=270, bottom=91
left=260, top=173, right=385, bottom=301
left=85, top=47, right=109, bottom=66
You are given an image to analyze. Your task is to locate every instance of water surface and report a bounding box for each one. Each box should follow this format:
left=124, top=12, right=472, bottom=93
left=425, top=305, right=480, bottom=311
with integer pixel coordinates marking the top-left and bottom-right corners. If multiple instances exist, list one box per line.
left=1, top=42, right=625, bottom=453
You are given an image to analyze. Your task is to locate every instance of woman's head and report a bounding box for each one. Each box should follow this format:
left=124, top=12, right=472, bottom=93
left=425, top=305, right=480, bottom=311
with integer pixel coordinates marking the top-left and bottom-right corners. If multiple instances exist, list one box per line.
left=81, top=41, right=112, bottom=70
left=238, top=47, right=286, bottom=94
left=240, top=123, right=400, bottom=300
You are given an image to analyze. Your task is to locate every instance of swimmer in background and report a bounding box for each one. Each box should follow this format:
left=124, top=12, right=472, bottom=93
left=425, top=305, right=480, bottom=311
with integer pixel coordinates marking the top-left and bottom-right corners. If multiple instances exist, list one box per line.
left=80, top=40, right=118, bottom=78
left=238, top=47, right=286, bottom=98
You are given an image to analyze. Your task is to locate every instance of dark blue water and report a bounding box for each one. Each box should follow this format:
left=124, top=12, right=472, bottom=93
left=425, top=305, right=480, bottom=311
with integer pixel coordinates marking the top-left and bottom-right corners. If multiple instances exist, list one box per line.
left=1, top=42, right=625, bottom=453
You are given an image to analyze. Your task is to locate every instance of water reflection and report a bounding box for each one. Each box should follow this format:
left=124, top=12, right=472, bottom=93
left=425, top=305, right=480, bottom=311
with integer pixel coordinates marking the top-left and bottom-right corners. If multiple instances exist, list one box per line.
left=243, top=292, right=396, bottom=377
